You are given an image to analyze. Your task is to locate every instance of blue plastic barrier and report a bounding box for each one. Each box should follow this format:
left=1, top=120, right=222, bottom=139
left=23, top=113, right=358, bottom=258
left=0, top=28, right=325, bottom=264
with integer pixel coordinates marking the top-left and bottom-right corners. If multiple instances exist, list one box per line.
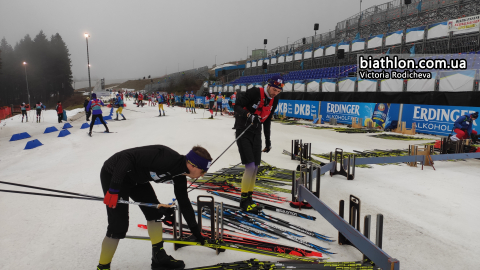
left=80, top=123, right=90, bottom=129
left=44, top=126, right=59, bottom=134
left=62, top=123, right=73, bottom=129
left=24, top=139, right=43, bottom=150
left=10, top=132, right=31, bottom=142
left=103, top=115, right=112, bottom=121
left=58, top=129, right=71, bottom=137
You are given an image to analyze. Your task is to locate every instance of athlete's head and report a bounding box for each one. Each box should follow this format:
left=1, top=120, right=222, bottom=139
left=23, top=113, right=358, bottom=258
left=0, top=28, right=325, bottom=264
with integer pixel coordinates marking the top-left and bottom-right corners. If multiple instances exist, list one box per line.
left=91, top=93, right=97, bottom=99
left=472, top=112, right=478, bottom=120
left=22, top=102, right=25, bottom=105
left=185, top=145, right=212, bottom=178
left=267, top=75, right=284, bottom=99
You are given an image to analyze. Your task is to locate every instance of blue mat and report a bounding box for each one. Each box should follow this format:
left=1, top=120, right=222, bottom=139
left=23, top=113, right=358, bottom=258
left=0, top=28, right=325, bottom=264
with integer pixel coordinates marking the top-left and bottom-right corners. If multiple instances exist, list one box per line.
left=103, top=115, right=112, bottom=121
left=10, top=132, right=31, bottom=142
left=24, top=139, right=43, bottom=150
left=44, top=126, right=59, bottom=134
left=62, top=123, right=73, bottom=129
left=58, top=129, right=71, bottom=137
left=80, top=123, right=90, bottom=129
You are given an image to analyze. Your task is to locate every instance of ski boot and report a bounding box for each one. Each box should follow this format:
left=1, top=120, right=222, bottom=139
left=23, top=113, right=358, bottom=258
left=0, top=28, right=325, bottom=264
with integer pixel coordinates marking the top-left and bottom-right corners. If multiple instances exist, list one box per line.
left=97, top=263, right=110, bottom=270
left=115, top=115, right=119, bottom=121
left=88, top=131, right=92, bottom=137
left=151, top=242, right=185, bottom=270
left=240, top=192, right=259, bottom=214
left=208, top=115, right=213, bottom=119
left=122, top=115, right=126, bottom=120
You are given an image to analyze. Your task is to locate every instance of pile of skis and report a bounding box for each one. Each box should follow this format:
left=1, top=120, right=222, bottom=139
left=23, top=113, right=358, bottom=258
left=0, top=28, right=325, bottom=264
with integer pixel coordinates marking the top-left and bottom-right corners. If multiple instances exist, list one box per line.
left=185, top=259, right=374, bottom=270
left=193, top=199, right=334, bottom=255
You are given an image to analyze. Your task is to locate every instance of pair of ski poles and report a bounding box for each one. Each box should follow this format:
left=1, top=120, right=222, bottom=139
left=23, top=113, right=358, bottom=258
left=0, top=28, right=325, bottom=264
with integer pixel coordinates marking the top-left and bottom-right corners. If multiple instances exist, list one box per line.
left=0, top=181, right=174, bottom=210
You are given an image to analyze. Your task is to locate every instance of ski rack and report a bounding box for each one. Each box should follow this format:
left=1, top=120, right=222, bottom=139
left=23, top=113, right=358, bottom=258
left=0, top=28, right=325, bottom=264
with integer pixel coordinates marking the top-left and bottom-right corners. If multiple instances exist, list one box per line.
left=338, top=196, right=386, bottom=266
left=297, top=186, right=400, bottom=270
left=330, top=148, right=355, bottom=180
left=440, top=137, right=471, bottom=154
left=290, top=139, right=311, bottom=163
left=292, top=164, right=322, bottom=202
left=174, top=195, right=225, bottom=254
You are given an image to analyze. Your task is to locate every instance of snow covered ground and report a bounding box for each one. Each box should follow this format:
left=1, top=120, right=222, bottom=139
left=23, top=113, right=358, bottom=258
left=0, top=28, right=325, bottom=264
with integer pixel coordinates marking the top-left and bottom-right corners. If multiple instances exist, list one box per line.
left=0, top=98, right=478, bottom=270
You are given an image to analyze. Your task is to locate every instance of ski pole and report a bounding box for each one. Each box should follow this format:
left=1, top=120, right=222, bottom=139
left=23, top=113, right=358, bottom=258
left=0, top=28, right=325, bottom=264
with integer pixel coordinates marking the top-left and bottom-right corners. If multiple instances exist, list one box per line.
left=187, top=162, right=241, bottom=193
left=211, top=123, right=252, bottom=166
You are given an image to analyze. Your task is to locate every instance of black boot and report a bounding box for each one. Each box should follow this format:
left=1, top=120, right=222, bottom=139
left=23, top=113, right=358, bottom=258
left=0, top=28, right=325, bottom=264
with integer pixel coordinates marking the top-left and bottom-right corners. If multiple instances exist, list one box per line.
left=97, top=263, right=110, bottom=270
left=240, top=192, right=259, bottom=214
left=115, top=115, right=119, bottom=120
left=151, top=242, right=185, bottom=270
left=122, top=115, right=126, bottom=120
left=163, top=111, right=165, bottom=116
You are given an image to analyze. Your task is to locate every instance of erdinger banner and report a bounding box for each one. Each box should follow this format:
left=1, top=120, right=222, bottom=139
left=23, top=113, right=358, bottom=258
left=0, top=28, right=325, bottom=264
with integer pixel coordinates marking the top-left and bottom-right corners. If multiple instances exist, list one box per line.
left=275, top=100, right=319, bottom=120
left=448, top=14, right=480, bottom=33
left=402, top=104, right=479, bottom=136
left=320, top=101, right=399, bottom=128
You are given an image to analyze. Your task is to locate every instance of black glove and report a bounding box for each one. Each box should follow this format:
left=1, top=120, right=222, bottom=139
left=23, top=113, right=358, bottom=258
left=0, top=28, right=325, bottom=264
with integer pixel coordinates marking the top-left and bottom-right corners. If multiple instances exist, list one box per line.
left=247, top=113, right=261, bottom=124
left=262, top=140, right=272, bottom=153
left=461, top=128, right=468, bottom=132
left=158, top=206, right=175, bottom=226
left=189, top=225, right=205, bottom=245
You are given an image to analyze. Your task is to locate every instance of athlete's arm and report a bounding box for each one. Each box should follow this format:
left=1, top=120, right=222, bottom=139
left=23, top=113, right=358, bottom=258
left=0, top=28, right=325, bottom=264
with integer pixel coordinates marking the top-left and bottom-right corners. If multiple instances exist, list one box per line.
left=109, top=153, right=135, bottom=191
left=173, top=176, right=198, bottom=229
left=234, top=89, right=257, bottom=118
left=262, top=97, right=278, bottom=145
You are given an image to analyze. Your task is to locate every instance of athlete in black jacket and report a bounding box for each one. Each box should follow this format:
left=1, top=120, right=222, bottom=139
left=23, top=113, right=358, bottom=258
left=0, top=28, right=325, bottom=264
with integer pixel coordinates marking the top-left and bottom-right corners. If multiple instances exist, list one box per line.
left=233, top=75, right=283, bottom=214
left=97, top=145, right=212, bottom=270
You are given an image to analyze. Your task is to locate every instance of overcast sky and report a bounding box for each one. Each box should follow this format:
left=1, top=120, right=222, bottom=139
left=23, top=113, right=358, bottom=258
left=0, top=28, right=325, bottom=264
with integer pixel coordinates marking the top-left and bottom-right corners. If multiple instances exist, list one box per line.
left=1, top=0, right=390, bottom=82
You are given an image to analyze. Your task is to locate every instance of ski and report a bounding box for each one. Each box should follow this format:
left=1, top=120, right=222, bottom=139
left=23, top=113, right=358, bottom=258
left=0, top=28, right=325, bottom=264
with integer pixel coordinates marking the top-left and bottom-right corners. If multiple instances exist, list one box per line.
left=125, top=237, right=327, bottom=263
left=185, top=259, right=371, bottom=270
left=159, top=227, right=325, bottom=258
left=197, top=200, right=331, bottom=241
left=207, top=191, right=317, bottom=221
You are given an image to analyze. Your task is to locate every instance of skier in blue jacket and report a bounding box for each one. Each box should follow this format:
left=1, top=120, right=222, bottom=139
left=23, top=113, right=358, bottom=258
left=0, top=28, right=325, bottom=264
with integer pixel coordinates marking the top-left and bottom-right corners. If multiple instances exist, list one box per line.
left=86, top=93, right=109, bottom=136
left=451, top=112, right=478, bottom=142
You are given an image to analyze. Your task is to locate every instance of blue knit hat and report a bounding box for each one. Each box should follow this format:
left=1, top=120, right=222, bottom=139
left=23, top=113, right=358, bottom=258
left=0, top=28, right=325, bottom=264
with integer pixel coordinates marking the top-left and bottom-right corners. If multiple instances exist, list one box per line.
left=91, top=93, right=97, bottom=99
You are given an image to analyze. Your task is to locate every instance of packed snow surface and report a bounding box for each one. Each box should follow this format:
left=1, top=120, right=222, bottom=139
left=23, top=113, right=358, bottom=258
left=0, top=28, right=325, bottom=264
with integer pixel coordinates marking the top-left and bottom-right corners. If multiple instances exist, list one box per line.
left=0, top=98, right=478, bottom=269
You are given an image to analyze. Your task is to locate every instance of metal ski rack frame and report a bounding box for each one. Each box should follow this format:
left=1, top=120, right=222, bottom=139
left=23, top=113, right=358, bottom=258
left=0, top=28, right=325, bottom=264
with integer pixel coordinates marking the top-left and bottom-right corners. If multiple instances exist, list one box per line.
left=297, top=185, right=400, bottom=270
left=292, top=164, right=322, bottom=202
left=330, top=148, right=355, bottom=180
left=291, top=139, right=302, bottom=160
left=174, top=195, right=224, bottom=254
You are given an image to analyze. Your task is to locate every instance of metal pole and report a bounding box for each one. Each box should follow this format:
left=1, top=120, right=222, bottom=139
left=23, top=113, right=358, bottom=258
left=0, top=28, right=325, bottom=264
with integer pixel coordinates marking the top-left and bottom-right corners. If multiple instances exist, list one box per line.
left=86, top=36, right=92, bottom=96
left=24, top=64, right=30, bottom=106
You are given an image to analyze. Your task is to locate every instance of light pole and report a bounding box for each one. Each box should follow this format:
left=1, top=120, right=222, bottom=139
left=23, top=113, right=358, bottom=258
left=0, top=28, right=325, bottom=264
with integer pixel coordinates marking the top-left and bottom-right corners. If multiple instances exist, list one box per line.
left=215, top=55, right=217, bottom=66
left=84, top=33, right=92, bottom=96
left=23, top=62, right=30, bottom=106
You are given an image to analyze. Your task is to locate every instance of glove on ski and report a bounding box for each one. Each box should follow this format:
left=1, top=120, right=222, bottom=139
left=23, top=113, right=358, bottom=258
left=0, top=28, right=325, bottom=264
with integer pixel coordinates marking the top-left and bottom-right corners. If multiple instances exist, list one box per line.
left=104, top=189, right=119, bottom=208
left=189, top=225, right=205, bottom=245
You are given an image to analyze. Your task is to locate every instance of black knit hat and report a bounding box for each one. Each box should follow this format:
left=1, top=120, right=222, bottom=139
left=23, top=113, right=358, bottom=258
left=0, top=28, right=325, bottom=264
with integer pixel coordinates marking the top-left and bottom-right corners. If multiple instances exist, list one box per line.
left=472, top=112, right=478, bottom=119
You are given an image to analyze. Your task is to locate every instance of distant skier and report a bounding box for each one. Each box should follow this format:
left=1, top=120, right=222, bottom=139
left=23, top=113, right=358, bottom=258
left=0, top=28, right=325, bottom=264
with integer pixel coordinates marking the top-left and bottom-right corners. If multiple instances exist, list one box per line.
left=157, top=92, right=165, bottom=116
left=96, top=145, right=210, bottom=270
left=84, top=97, right=91, bottom=121
left=451, top=112, right=478, bottom=142
left=207, top=91, right=216, bottom=119
left=86, top=93, right=109, bottom=136
left=20, top=102, right=28, bottom=122
left=234, top=75, right=283, bottom=214
left=189, top=91, right=196, bottom=114
left=114, top=94, right=126, bottom=121
left=137, top=93, right=144, bottom=107
left=229, top=91, right=237, bottom=116
left=184, top=92, right=190, bottom=112
left=35, top=101, right=44, bottom=123
left=55, top=101, right=64, bottom=123
left=215, top=92, right=224, bottom=116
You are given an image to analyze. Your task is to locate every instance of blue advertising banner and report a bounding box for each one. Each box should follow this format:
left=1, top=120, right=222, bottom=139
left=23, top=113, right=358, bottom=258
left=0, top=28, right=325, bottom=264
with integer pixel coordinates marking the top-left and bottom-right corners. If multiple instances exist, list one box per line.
left=320, top=101, right=400, bottom=128
left=402, top=104, right=479, bottom=136
left=275, top=100, right=319, bottom=120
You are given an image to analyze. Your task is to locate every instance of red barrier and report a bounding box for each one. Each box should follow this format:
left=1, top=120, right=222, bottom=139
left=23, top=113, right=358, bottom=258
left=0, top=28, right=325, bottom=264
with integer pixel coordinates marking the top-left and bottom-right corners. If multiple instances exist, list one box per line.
left=0, top=106, right=12, bottom=121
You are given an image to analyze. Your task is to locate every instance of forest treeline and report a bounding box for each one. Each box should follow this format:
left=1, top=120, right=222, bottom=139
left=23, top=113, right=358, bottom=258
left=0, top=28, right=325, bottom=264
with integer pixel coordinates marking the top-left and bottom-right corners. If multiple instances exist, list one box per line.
left=0, top=31, right=73, bottom=107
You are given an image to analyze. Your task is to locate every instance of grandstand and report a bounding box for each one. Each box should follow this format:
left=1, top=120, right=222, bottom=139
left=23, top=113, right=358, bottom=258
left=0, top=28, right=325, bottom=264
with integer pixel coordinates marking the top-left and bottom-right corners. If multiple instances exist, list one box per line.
left=217, top=0, right=480, bottom=97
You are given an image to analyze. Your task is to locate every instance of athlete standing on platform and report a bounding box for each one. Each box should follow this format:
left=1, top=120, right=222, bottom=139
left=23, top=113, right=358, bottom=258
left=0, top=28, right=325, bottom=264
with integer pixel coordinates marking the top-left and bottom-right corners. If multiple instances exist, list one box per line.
left=233, top=75, right=283, bottom=214
left=215, top=92, right=224, bottom=116
left=96, top=145, right=210, bottom=270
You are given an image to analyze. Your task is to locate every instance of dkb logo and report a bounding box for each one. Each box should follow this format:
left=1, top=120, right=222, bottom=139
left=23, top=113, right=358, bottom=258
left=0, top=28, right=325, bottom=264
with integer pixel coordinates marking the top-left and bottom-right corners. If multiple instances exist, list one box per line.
left=294, top=104, right=311, bottom=116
